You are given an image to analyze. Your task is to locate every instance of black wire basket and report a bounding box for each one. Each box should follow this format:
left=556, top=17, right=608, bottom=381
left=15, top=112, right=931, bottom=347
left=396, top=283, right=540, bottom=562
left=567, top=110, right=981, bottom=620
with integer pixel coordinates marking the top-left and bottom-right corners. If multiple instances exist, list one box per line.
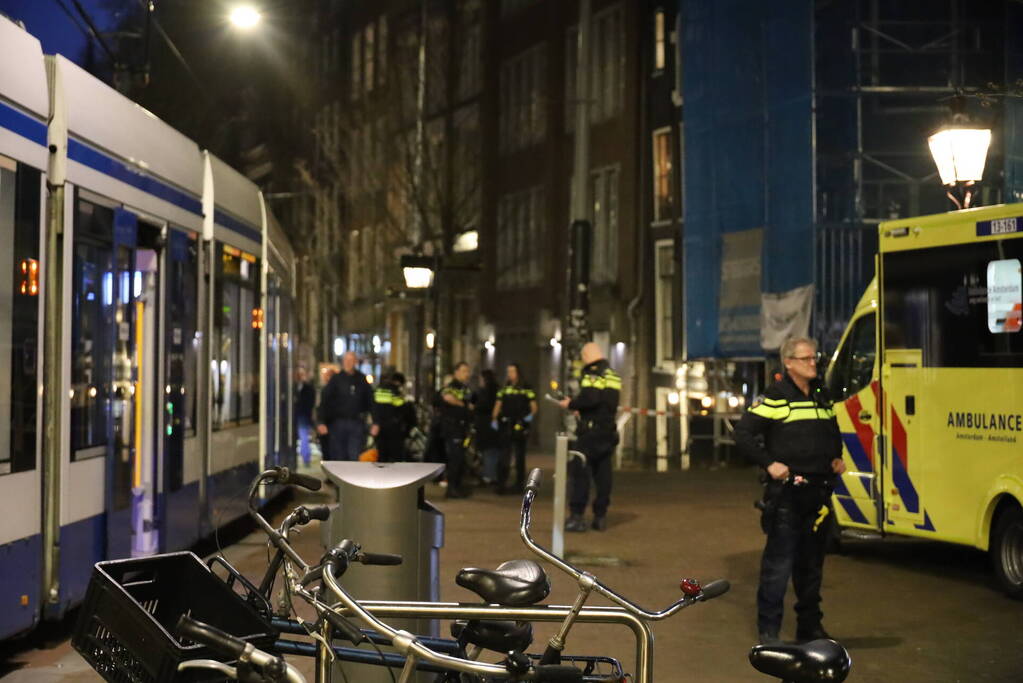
left=72, top=551, right=278, bottom=683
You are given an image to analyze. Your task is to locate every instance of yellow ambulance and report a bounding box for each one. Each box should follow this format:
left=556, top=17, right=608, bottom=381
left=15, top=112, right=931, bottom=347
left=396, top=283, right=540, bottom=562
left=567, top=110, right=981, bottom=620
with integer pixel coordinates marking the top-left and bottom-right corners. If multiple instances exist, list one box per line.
left=825, top=202, right=1023, bottom=598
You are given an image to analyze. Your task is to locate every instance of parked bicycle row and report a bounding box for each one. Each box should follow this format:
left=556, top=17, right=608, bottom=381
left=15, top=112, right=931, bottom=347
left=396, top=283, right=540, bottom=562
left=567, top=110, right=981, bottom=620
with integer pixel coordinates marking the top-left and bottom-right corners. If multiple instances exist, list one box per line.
left=72, top=466, right=851, bottom=683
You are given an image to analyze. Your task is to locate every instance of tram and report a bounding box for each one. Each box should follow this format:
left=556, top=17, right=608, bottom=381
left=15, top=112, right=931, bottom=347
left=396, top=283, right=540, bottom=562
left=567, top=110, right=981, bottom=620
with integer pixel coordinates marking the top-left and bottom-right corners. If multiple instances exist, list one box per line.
left=0, top=15, right=297, bottom=639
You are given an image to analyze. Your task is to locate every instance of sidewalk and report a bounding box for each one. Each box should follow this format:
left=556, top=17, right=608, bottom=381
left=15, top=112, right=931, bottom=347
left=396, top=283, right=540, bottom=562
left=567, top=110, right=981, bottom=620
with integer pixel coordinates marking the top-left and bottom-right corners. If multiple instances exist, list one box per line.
left=3, top=455, right=1021, bottom=681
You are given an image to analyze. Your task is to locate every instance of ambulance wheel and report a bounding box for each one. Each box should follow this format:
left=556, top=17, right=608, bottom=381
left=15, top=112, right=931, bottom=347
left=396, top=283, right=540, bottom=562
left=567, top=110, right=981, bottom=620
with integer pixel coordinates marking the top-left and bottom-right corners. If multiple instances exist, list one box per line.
left=990, top=503, right=1023, bottom=600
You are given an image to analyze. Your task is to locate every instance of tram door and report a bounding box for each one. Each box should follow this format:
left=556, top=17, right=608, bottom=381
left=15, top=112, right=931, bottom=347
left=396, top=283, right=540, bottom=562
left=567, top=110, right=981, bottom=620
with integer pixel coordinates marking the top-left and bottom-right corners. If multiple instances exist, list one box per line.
left=161, top=229, right=199, bottom=550
left=105, top=209, right=161, bottom=559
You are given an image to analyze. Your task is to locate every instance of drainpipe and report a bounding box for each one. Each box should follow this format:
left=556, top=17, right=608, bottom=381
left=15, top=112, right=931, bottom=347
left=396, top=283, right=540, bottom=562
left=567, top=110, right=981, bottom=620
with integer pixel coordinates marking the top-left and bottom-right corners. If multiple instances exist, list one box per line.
left=626, top=8, right=649, bottom=465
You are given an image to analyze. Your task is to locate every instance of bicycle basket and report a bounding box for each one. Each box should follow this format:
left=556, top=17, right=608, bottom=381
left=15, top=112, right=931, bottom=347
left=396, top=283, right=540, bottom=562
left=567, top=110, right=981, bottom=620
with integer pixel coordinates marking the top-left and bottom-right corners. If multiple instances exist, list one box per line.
left=72, top=551, right=279, bottom=683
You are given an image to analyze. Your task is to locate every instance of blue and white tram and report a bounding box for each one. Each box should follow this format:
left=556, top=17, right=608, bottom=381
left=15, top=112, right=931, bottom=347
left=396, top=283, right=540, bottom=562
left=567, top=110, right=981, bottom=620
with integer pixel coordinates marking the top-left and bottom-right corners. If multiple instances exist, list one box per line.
left=0, top=11, right=50, bottom=645
left=0, top=15, right=297, bottom=640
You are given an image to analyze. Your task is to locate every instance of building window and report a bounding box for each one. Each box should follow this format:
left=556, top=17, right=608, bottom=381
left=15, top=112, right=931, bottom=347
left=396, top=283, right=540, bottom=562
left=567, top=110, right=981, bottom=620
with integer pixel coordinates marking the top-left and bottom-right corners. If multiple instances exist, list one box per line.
left=653, top=8, right=666, bottom=72
left=655, top=240, right=676, bottom=365
left=364, top=23, right=375, bottom=93
left=499, top=44, right=547, bottom=154
left=427, top=15, right=450, bottom=113
left=348, top=230, right=360, bottom=301
left=459, top=23, right=482, bottom=100
left=652, top=127, right=674, bottom=223
left=590, top=166, right=619, bottom=284
left=378, top=16, right=388, bottom=87
left=497, top=187, right=544, bottom=291
left=566, top=4, right=624, bottom=130
left=351, top=31, right=362, bottom=100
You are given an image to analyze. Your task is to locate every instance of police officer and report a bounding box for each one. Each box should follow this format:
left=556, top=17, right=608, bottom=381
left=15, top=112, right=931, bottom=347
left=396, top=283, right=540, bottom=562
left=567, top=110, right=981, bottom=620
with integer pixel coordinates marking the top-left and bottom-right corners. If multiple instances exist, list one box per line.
left=371, top=372, right=415, bottom=462
left=439, top=362, right=473, bottom=499
left=492, top=363, right=538, bottom=494
left=559, top=342, right=621, bottom=532
left=734, top=336, right=846, bottom=646
left=317, top=352, right=373, bottom=461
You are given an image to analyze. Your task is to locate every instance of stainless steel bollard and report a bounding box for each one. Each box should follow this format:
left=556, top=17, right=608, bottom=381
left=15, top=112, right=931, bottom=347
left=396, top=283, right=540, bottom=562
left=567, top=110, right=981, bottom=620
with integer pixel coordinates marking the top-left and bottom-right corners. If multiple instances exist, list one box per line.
left=321, top=461, right=445, bottom=682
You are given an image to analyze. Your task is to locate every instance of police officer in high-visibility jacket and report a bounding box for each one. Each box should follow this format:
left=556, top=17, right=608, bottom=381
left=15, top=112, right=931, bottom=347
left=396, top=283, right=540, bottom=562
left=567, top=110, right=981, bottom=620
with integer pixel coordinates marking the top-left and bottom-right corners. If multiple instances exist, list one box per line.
left=558, top=342, right=621, bottom=532
left=734, top=336, right=846, bottom=647
left=439, top=362, right=473, bottom=499
left=371, top=372, right=415, bottom=462
left=492, top=363, right=538, bottom=494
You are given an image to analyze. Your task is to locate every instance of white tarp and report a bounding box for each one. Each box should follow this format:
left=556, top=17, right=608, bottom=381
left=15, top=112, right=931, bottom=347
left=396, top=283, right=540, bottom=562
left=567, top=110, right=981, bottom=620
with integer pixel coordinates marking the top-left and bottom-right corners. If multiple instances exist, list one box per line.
left=760, top=283, right=815, bottom=351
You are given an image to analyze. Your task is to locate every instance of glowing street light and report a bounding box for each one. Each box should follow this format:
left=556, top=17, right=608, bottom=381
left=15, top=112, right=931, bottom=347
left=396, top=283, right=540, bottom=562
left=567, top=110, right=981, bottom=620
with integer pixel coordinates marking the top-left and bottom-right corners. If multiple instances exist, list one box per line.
left=229, top=6, right=262, bottom=30
left=927, top=96, right=991, bottom=210
left=401, top=254, right=436, bottom=289
left=928, top=127, right=991, bottom=186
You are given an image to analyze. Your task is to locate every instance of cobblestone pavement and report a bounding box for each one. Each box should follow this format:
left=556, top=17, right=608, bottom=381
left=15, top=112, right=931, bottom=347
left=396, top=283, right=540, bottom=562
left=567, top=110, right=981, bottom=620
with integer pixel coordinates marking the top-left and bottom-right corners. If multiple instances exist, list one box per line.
left=3, top=454, right=1022, bottom=681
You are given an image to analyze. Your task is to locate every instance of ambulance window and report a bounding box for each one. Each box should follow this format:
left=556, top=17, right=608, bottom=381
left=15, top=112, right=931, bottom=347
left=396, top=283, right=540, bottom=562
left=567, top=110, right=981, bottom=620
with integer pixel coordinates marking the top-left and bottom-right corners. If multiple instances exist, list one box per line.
left=828, top=313, right=875, bottom=401
left=883, top=239, right=1023, bottom=368
left=987, top=259, right=1021, bottom=334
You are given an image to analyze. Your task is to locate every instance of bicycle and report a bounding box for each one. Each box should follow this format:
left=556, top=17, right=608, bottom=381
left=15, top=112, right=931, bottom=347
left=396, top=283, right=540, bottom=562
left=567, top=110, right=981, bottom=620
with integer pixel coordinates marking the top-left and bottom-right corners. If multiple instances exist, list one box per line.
left=75, top=466, right=850, bottom=683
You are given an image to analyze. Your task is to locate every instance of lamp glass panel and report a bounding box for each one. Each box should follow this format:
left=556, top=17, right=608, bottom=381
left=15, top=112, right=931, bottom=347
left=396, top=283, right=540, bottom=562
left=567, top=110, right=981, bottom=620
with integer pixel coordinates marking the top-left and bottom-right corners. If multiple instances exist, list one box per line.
left=403, top=266, right=434, bottom=288
left=928, top=128, right=991, bottom=184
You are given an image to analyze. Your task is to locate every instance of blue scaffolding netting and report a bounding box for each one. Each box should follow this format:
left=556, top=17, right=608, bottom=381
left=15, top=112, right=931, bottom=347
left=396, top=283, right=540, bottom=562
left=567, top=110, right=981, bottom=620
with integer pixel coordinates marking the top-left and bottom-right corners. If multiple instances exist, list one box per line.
left=681, top=0, right=814, bottom=358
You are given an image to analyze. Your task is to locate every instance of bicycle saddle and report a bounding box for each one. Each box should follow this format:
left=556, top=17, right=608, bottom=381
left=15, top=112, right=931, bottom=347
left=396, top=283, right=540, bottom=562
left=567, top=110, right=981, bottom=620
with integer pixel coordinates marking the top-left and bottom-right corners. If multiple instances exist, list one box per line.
left=748, top=639, right=851, bottom=683
left=455, top=559, right=551, bottom=606
left=451, top=619, right=533, bottom=653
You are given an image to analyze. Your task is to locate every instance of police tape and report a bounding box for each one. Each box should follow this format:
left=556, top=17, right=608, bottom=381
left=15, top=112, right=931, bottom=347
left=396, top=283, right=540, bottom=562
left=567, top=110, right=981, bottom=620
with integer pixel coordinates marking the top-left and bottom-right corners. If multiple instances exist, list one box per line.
left=617, top=405, right=687, bottom=417
left=547, top=392, right=685, bottom=417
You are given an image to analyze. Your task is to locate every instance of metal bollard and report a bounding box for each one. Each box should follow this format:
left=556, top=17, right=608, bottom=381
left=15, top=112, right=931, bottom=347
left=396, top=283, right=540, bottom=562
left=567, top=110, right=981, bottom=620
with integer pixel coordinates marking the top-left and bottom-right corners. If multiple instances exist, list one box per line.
left=553, top=433, right=569, bottom=557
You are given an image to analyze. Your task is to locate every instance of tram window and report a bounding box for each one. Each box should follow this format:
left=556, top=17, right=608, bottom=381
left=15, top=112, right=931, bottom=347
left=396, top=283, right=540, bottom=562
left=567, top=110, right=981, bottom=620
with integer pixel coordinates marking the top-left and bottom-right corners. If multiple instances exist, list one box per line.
left=213, top=265, right=238, bottom=428
left=0, top=162, right=41, bottom=475
left=213, top=246, right=260, bottom=427
left=883, top=239, right=1023, bottom=368
left=70, top=233, right=114, bottom=458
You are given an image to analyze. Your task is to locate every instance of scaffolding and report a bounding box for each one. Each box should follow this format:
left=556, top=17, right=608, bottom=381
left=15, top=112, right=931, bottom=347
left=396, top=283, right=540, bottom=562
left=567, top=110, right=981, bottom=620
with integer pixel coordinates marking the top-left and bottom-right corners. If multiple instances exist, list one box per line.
left=812, top=0, right=1008, bottom=350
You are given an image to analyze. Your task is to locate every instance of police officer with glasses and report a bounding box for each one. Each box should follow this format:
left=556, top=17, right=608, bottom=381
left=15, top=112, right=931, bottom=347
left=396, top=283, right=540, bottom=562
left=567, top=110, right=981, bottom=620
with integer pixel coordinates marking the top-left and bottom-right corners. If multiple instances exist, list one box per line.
left=735, top=336, right=846, bottom=647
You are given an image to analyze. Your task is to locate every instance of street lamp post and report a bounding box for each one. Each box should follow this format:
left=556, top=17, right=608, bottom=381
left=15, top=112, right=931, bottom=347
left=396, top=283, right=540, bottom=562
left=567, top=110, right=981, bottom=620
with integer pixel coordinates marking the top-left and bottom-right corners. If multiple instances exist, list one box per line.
left=928, top=96, right=991, bottom=210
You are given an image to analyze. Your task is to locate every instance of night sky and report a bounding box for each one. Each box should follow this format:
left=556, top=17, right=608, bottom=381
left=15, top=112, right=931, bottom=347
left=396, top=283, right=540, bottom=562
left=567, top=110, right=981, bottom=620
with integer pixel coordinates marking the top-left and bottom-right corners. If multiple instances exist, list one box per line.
left=0, top=0, right=126, bottom=65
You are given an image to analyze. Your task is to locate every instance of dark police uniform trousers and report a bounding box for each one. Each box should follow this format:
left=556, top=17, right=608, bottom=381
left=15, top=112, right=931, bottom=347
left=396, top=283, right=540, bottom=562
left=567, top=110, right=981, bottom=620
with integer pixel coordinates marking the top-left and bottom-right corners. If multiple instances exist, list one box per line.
left=734, top=374, right=842, bottom=637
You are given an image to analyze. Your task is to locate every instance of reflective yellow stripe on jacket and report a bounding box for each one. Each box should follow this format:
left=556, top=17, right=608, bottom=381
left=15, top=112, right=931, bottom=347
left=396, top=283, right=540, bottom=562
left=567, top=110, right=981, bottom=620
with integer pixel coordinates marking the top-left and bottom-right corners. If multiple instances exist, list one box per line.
left=581, top=369, right=622, bottom=390
left=751, top=397, right=833, bottom=423
left=374, top=389, right=405, bottom=406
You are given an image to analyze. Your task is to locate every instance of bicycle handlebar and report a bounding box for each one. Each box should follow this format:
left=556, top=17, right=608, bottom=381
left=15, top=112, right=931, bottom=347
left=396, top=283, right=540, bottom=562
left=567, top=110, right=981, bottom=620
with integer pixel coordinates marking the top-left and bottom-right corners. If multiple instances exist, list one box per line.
left=360, top=551, right=403, bottom=566
left=525, top=468, right=544, bottom=494
left=176, top=615, right=305, bottom=683
left=176, top=615, right=247, bottom=660
left=519, top=468, right=730, bottom=620
left=283, top=469, right=323, bottom=491
left=533, top=665, right=584, bottom=681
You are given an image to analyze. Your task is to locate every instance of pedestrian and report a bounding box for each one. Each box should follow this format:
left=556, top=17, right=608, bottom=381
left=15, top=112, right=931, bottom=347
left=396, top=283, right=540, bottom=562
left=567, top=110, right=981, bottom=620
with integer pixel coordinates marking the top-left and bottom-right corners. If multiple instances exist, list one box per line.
left=316, top=351, right=373, bottom=461
left=493, top=363, right=538, bottom=494
left=294, top=367, right=316, bottom=466
left=472, top=369, right=501, bottom=485
left=734, top=336, right=846, bottom=646
left=439, top=361, right=473, bottom=499
left=558, top=342, right=621, bottom=532
left=372, top=371, right=415, bottom=462
left=316, top=364, right=337, bottom=459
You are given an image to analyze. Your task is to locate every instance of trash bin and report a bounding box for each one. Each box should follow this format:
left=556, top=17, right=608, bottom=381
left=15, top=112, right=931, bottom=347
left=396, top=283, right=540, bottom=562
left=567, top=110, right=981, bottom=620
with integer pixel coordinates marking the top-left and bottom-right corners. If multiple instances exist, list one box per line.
left=321, top=461, right=445, bottom=682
